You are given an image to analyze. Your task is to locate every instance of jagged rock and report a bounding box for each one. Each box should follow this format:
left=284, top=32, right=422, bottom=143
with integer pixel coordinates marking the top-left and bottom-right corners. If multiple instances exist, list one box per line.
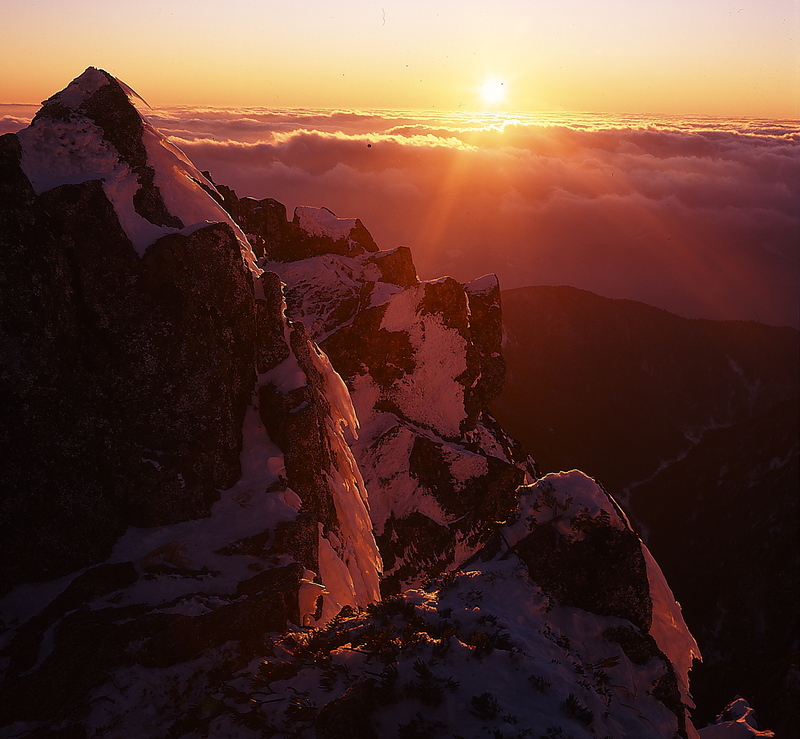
left=230, top=194, right=378, bottom=262
left=0, top=69, right=708, bottom=739
left=258, top=324, right=346, bottom=532
left=503, top=474, right=646, bottom=620
left=369, top=245, right=417, bottom=287
left=256, top=271, right=291, bottom=373
left=499, top=471, right=699, bottom=738
left=212, top=189, right=538, bottom=592
left=0, top=72, right=383, bottom=739
left=515, top=518, right=651, bottom=631
left=464, top=275, right=506, bottom=419
left=258, top=318, right=381, bottom=618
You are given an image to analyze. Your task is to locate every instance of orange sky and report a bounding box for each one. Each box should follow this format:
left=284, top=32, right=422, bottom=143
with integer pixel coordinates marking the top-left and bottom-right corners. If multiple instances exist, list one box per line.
left=1, top=0, right=798, bottom=117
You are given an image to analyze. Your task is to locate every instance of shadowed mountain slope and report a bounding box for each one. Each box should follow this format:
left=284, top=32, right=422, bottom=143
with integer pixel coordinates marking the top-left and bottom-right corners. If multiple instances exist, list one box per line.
left=493, top=285, right=798, bottom=495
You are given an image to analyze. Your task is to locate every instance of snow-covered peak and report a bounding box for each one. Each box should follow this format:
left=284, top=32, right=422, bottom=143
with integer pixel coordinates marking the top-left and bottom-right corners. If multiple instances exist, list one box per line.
left=699, top=698, right=775, bottom=737
left=43, top=66, right=111, bottom=110
left=15, top=68, right=259, bottom=275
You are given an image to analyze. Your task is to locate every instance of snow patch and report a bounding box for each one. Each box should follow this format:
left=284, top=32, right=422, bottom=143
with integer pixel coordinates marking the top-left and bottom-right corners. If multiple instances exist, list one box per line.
left=322, top=428, right=381, bottom=604
left=306, top=343, right=360, bottom=442
left=298, top=572, right=326, bottom=626
left=440, top=444, right=490, bottom=488
left=368, top=280, right=404, bottom=307
left=139, top=117, right=260, bottom=274
left=380, top=284, right=424, bottom=331
left=317, top=531, right=358, bottom=622
left=262, top=352, right=307, bottom=394
left=295, top=205, right=358, bottom=241
left=387, top=313, right=469, bottom=437
left=354, top=420, right=447, bottom=534
left=262, top=254, right=364, bottom=339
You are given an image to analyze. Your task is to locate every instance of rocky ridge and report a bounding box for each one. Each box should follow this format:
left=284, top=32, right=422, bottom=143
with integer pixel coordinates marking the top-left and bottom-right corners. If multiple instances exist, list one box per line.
left=0, top=68, right=708, bottom=738
left=219, top=185, right=536, bottom=595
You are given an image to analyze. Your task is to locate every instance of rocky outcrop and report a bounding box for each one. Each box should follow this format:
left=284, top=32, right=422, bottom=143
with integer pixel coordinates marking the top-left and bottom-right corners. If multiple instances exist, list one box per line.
left=497, top=471, right=699, bottom=737
left=0, top=70, right=381, bottom=732
left=226, top=192, right=536, bottom=593
left=0, top=68, right=707, bottom=739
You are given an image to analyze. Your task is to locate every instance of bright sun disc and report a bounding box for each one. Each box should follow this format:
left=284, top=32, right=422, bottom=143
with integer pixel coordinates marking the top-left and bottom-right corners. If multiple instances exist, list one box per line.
left=480, top=79, right=506, bottom=105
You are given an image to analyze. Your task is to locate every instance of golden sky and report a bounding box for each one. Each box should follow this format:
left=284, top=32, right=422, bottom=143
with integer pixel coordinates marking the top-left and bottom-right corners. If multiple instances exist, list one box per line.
left=1, top=0, right=798, bottom=116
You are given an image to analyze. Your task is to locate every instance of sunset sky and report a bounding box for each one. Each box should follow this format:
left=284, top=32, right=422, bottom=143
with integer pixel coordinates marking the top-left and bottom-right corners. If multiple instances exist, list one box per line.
left=1, top=2, right=797, bottom=328
left=1, top=0, right=798, bottom=116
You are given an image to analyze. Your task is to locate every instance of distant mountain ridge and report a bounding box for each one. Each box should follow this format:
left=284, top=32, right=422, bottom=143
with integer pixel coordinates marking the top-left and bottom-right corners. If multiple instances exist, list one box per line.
left=632, top=398, right=799, bottom=736
left=494, top=284, right=799, bottom=495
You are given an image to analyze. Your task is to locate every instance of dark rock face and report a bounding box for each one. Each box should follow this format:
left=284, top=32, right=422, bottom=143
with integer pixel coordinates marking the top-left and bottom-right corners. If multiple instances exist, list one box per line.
left=256, top=271, right=291, bottom=373
left=0, top=563, right=303, bottom=728
left=218, top=192, right=289, bottom=260
left=463, top=276, right=507, bottom=426
left=370, top=245, right=418, bottom=287
left=0, top=140, right=256, bottom=589
left=516, top=516, right=652, bottom=632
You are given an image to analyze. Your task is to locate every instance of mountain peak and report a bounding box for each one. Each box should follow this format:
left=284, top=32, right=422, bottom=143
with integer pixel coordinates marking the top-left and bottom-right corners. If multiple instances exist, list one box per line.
left=36, top=66, right=117, bottom=112
left=15, top=68, right=258, bottom=272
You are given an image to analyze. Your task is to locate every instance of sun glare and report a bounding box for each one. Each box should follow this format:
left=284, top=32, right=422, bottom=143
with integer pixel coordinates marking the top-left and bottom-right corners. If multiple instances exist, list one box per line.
left=480, top=78, right=507, bottom=107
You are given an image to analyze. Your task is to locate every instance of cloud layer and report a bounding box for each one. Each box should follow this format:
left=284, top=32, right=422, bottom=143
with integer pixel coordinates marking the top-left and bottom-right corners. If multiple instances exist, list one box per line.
left=8, top=105, right=799, bottom=326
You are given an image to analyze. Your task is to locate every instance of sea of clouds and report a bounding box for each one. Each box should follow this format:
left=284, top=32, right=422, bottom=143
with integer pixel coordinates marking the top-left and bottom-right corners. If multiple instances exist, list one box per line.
left=3, top=104, right=797, bottom=326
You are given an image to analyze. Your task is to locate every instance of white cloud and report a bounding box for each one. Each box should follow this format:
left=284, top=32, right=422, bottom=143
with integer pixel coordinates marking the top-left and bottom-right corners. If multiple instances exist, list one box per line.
left=10, top=103, right=800, bottom=326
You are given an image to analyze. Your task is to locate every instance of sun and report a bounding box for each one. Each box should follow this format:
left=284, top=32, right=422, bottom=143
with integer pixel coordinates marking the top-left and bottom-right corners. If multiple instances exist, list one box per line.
left=480, top=78, right=507, bottom=106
